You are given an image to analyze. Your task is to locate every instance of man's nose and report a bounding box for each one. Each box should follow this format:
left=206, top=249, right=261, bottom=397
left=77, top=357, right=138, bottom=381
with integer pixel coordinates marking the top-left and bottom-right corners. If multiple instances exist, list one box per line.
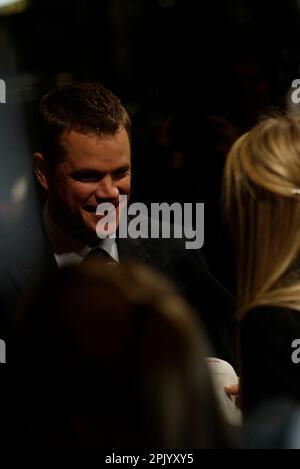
left=94, top=175, right=119, bottom=201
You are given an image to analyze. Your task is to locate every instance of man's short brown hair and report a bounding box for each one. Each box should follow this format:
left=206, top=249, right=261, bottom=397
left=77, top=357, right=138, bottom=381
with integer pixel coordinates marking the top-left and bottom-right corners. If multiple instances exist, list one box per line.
left=36, top=82, right=131, bottom=165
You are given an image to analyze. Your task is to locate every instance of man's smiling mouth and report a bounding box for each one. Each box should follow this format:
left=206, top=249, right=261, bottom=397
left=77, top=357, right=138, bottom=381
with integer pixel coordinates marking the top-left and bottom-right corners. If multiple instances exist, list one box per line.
left=84, top=204, right=119, bottom=215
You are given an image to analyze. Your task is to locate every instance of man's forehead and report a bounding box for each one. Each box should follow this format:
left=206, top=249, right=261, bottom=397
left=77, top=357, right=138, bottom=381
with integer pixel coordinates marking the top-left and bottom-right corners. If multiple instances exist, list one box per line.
left=57, top=128, right=131, bottom=167
left=60, top=127, right=129, bottom=147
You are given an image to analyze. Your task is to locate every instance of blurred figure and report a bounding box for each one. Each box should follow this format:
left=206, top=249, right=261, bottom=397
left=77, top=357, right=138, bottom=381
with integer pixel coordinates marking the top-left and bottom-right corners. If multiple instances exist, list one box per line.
left=223, top=113, right=300, bottom=416
left=9, top=261, right=232, bottom=448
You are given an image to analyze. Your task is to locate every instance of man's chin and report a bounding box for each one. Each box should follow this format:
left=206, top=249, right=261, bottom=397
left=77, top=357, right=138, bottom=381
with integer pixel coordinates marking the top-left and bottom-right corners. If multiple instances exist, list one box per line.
left=81, top=211, right=120, bottom=241
left=83, top=219, right=117, bottom=241
left=95, top=223, right=118, bottom=239
left=92, top=211, right=119, bottom=239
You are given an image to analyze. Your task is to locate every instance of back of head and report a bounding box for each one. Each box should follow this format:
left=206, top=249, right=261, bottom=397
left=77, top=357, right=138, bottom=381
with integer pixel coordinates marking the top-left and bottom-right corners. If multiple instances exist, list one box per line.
left=223, top=113, right=300, bottom=315
left=11, top=261, right=230, bottom=448
left=35, top=82, right=131, bottom=166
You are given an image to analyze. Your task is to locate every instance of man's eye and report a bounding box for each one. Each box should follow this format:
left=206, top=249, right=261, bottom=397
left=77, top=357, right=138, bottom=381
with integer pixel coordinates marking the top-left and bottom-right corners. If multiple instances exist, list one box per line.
left=73, top=173, right=99, bottom=182
left=113, top=169, right=130, bottom=178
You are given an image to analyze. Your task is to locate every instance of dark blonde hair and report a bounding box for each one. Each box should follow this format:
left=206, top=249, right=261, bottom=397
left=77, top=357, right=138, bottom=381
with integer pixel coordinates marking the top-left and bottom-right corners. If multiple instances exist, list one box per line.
left=224, top=113, right=300, bottom=317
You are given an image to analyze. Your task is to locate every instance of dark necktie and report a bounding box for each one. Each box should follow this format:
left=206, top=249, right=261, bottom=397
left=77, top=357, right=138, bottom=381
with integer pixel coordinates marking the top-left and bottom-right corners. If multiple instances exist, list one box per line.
left=82, top=247, right=117, bottom=265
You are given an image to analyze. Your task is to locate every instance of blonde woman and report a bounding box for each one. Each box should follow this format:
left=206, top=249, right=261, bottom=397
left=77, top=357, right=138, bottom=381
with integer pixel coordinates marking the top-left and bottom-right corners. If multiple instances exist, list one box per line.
left=223, top=113, right=300, bottom=415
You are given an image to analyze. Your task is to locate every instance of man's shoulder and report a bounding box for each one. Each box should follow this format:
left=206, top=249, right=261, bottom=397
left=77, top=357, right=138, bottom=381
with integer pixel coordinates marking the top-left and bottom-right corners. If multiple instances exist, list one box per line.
left=0, top=212, right=55, bottom=296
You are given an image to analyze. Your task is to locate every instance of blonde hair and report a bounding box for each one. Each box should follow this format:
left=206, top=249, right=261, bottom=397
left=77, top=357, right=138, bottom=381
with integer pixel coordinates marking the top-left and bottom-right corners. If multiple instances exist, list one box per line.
left=223, top=113, right=300, bottom=317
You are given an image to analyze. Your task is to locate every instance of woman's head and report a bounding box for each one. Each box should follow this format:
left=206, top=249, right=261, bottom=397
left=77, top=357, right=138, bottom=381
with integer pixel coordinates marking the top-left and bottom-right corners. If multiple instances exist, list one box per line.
left=12, top=261, right=229, bottom=448
left=224, top=113, right=300, bottom=315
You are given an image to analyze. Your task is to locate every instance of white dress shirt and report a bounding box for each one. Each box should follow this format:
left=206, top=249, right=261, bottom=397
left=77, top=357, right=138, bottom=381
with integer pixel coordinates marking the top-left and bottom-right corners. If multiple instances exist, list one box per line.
left=43, top=202, right=119, bottom=268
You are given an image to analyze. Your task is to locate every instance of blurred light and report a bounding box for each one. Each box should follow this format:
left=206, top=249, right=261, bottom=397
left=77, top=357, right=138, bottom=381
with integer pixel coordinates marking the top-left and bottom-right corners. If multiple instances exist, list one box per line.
left=157, top=0, right=175, bottom=8
left=11, top=176, right=27, bottom=203
left=0, top=0, right=28, bottom=15
left=5, top=72, right=39, bottom=104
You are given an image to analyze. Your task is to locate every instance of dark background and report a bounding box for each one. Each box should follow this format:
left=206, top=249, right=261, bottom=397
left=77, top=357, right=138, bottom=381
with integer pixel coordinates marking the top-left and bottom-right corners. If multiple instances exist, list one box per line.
left=1, top=0, right=300, bottom=291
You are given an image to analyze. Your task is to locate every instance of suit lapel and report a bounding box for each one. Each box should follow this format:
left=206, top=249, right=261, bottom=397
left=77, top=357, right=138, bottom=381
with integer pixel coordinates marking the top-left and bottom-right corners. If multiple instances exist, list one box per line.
left=7, top=216, right=158, bottom=295
left=117, top=237, right=153, bottom=265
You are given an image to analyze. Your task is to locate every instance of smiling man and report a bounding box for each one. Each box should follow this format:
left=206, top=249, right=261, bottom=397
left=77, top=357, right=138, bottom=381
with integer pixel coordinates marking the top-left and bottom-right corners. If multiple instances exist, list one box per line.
left=34, top=127, right=131, bottom=244
left=33, top=82, right=132, bottom=264
left=0, top=82, right=236, bottom=364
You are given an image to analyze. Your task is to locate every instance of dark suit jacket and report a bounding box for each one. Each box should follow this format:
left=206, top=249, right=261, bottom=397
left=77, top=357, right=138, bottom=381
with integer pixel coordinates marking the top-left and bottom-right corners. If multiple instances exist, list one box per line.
left=0, top=214, right=236, bottom=366
left=240, top=306, right=300, bottom=415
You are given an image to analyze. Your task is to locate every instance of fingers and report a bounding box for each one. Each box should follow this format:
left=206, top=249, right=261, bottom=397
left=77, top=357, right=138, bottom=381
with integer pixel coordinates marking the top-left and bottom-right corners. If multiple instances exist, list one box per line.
left=224, top=383, right=239, bottom=395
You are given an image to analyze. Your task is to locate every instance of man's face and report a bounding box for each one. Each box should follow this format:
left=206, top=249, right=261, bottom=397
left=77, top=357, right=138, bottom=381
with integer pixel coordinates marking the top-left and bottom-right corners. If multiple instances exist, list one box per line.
left=43, top=127, right=131, bottom=243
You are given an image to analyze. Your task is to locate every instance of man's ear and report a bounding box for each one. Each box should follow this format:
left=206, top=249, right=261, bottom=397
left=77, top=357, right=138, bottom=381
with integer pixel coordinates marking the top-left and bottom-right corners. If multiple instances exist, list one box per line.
left=33, top=152, right=50, bottom=190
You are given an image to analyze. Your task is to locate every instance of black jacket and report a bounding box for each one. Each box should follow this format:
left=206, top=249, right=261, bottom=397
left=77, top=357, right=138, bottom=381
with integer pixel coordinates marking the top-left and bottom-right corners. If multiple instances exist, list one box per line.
left=0, top=214, right=236, bottom=366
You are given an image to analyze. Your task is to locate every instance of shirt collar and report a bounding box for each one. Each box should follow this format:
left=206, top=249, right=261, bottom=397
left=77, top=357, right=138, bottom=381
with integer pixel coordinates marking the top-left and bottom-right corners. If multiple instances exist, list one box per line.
left=43, top=201, right=119, bottom=267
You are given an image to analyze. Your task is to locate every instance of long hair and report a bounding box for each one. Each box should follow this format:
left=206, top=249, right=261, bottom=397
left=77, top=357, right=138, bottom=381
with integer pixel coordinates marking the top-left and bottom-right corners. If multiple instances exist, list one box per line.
left=223, top=113, right=300, bottom=317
